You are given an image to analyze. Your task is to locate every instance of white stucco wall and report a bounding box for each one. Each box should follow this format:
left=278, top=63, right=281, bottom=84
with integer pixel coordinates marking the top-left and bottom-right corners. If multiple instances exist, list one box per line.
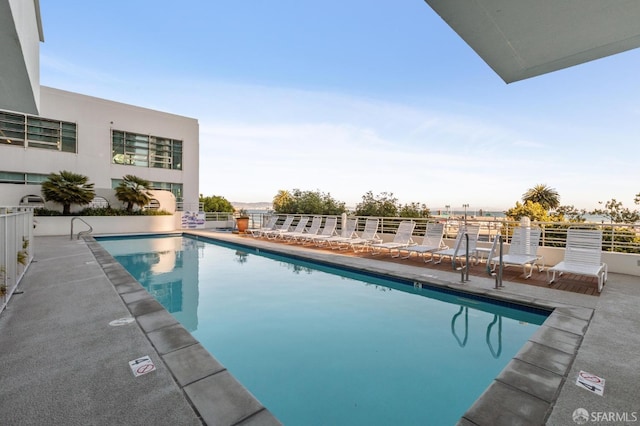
left=1, top=0, right=42, bottom=113
left=35, top=215, right=181, bottom=237
left=10, top=0, right=41, bottom=106
left=0, top=87, right=199, bottom=208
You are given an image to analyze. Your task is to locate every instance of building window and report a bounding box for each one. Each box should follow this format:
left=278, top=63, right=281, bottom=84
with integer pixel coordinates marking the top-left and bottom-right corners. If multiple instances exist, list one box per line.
left=0, top=111, right=25, bottom=146
left=112, top=130, right=182, bottom=170
left=26, top=173, right=50, bottom=184
left=0, top=171, right=49, bottom=184
left=0, top=110, right=77, bottom=152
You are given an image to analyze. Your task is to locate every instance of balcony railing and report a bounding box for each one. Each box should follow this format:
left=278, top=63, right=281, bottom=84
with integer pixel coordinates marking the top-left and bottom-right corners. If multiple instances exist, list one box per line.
left=228, top=212, right=640, bottom=253
left=176, top=201, right=204, bottom=212
left=1, top=207, right=35, bottom=314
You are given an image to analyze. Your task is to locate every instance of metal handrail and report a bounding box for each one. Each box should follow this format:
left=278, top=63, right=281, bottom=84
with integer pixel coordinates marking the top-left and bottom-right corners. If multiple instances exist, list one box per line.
left=464, top=233, right=469, bottom=282
left=70, top=217, right=93, bottom=240
left=204, top=212, right=234, bottom=221
left=491, top=235, right=504, bottom=289
left=0, top=208, right=34, bottom=315
left=455, top=232, right=470, bottom=282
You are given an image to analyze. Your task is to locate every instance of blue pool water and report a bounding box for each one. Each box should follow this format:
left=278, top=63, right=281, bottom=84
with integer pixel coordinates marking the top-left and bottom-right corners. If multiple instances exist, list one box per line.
left=98, top=234, right=548, bottom=425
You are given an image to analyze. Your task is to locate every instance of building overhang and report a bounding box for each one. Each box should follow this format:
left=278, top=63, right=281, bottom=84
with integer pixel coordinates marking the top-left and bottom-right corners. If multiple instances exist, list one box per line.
left=424, top=0, right=640, bottom=83
left=0, top=0, right=44, bottom=114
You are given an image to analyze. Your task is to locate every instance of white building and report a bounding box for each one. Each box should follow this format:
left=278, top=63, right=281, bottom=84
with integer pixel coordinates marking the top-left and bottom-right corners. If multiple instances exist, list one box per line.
left=0, top=0, right=199, bottom=211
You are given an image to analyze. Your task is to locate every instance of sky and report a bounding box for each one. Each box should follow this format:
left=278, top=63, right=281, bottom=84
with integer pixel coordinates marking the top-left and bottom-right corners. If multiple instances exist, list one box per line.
left=38, top=1, right=640, bottom=211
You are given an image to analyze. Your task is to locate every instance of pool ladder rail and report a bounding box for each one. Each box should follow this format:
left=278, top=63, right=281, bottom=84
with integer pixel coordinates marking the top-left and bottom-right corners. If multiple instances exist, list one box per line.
left=70, top=216, right=93, bottom=240
left=487, top=234, right=505, bottom=289
left=453, top=231, right=505, bottom=288
left=455, top=232, right=471, bottom=283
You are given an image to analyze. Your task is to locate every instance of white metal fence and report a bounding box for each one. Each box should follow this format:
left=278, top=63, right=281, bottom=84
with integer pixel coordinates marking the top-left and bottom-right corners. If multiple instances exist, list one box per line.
left=1, top=207, right=35, bottom=314
left=176, top=201, right=204, bottom=212
left=204, top=212, right=234, bottom=221
left=240, top=213, right=640, bottom=253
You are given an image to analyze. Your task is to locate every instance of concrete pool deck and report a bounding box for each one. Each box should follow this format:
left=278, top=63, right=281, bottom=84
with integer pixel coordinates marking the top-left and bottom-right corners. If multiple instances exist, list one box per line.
left=0, top=232, right=638, bottom=425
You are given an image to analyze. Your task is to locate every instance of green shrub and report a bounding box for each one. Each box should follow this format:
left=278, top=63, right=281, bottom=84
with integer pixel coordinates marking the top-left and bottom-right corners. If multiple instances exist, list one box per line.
left=35, top=207, right=172, bottom=216
left=78, top=207, right=119, bottom=216
left=34, top=208, right=62, bottom=216
left=139, top=209, right=172, bottom=216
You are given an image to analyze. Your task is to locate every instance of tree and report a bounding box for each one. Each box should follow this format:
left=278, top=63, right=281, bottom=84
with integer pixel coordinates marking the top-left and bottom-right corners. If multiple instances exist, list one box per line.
left=549, top=205, right=586, bottom=223
left=320, top=192, right=347, bottom=215
left=272, top=189, right=346, bottom=215
left=590, top=199, right=640, bottom=224
left=354, top=191, right=399, bottom=217
left=399, top=202, right=431, bottom=218
left=199, top=194, right=234, bottom=212
left=292, top=189, right=325, bottom=214
left=601, top=227, right=640, bottom=253
left=504, top=201, right=550, bottom=222
left=115, top=175, right=152, bottom=212
left=272, top=190, right=294, bottom=213
left=522, top=184, right=560, bottom=211
left=41, top=170, right=95, bottom=215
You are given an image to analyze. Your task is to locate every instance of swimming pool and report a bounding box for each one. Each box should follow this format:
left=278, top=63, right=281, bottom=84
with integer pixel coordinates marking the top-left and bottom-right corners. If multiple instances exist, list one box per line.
left=98, top=234, right=548, bottom=425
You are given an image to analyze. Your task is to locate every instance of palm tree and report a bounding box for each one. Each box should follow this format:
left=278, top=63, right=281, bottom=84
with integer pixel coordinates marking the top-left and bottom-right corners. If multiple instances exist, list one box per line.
left=41, top=170, right=95, bottom=215
left=272, top=189, right=293, bottom=213
left=115, top=175, right=153, bottom=212
left=522, top=184, right=560, bottom=211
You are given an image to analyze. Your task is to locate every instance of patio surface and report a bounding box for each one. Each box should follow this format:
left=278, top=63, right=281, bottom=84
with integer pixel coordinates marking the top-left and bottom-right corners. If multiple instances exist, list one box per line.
left=0, top=231, right=638, bottom=425
left=344, top=242, right=601, bottom=296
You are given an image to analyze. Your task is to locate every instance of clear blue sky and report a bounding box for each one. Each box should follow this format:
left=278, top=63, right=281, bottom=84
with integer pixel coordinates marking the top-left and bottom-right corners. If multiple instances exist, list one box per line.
left=39, top=1, right=640, bottom=211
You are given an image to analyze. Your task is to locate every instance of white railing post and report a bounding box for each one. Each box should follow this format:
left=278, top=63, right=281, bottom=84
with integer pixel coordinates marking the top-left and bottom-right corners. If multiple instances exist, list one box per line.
left=341, top=212, right=347, bottom=237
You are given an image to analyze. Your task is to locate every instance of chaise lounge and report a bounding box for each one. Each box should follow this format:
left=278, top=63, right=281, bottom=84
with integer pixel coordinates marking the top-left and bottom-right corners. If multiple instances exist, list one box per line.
left=547, top=228, right=607, bottom=292
left=398, top=222, right=446, bottom=262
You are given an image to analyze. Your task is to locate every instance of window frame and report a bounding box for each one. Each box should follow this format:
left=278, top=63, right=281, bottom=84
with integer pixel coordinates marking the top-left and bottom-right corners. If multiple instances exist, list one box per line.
left=0, top=109, right=77, bottom=153
left=111, top=129, right=183, bottom=170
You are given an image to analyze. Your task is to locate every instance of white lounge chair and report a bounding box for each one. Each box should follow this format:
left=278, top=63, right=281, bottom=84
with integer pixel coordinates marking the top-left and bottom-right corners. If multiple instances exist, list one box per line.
left=547, top=228, right=607, bottom=292
left=399, top=222, right=446, bottom=262
left=489, top=227, right=544, bottom=278
left=284, top=216, right=322, bottom=243
left=308, top=216, right=339, bottom=245
left=432, top=225, right=480, bottom=267
left=323, top=218, right=358, bottom=248
left=246, top=215, right=279, bottom=238
left=369, top=220, right=416, bottom=257
left=270, top=216, right=308, bottom=240
left=264, top=215, right=295, bottom=239
left=336, top=217, right=382, bottom=252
